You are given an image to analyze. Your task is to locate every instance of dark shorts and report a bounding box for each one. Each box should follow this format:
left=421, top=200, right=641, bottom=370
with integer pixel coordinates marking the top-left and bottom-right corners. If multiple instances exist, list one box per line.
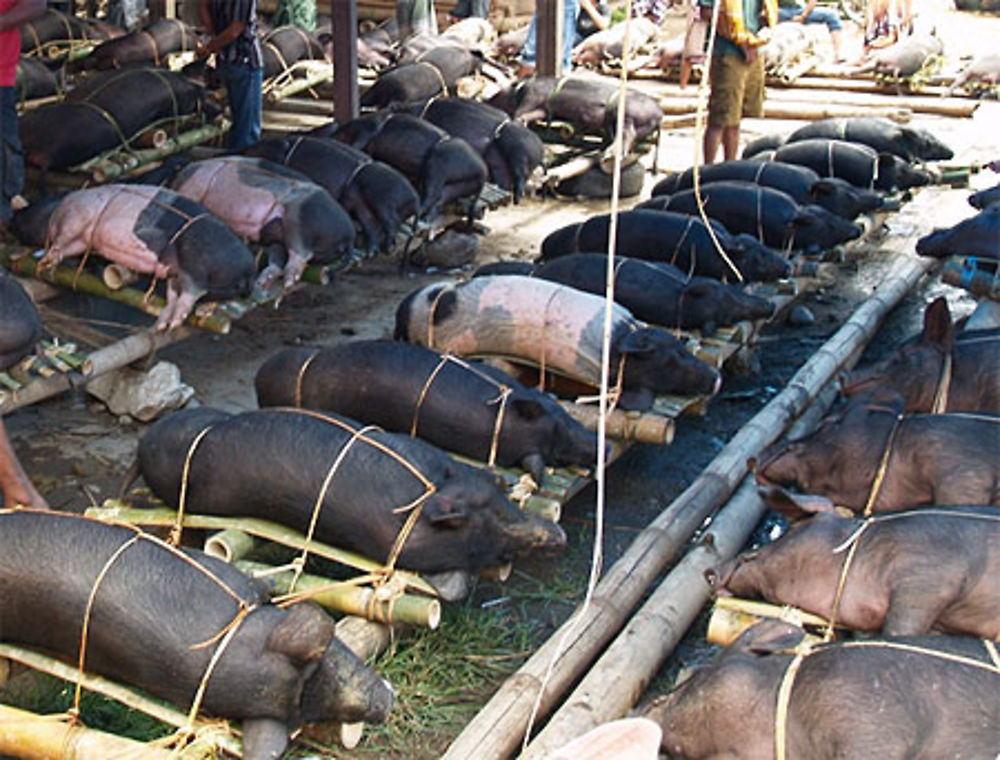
left=707, top=52, right=765, bottom=128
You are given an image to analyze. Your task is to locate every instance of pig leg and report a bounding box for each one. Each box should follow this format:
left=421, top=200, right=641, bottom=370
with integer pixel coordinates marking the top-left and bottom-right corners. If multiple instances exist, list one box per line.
left=254, top=242, right=288, bottom=293
left=282, top=249, right=310, bottom=289
left=38, top=236, right=90, bottom=270
left=882, top=582, right=957, bottom=636
left=156, top=275, right=204, bottom=331
left=241, top=717, right=290, bottom=760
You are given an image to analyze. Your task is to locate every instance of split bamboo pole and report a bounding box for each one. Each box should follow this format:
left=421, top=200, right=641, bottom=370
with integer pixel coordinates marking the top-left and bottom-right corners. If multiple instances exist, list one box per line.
left=441, top=187, right=953, bottom=760
left=0, top=704, right=213, bottom=760
left=520, top=367, right=855, bottom=756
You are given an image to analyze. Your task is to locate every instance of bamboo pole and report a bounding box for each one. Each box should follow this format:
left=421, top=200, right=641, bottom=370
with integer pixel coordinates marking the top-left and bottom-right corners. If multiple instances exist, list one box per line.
left=203, top=529, right=256, bottom=563
left=0, top=704, right=214, bottom=760
left=83, top=504, right=439, bottom=597
left=558, top=401, right=675, bottom=446
left=523, top=476, right=767, bottom=759
left=0, top=252, right=232, bottom=334
left=0, top=327, right=192, bottom=414
left=0, top=644, right=242, bottom=758
left=237, top=560, right=443, bottom=629
left=441, top=186, right=956, bottom=760
left=521, top=375, right=854, bottom=757
left=705, top=597, right=830, bottom=646
left=658, top=98, right=914, bottom=122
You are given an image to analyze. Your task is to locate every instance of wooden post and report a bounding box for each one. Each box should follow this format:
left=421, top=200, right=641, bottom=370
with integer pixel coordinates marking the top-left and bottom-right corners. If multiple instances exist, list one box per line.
left=331, top=1, right=359, bottom=124
left=440, top=186, right=961, bottom=760
left=536, top=0, right=563, bottom=78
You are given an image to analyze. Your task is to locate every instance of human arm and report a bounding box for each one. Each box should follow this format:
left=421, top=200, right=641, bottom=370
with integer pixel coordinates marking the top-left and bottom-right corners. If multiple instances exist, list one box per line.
left=579, top=0, right=609, bottom=30
left=0, top=0, right=45, bottom=33
left=792, top=0, right=818, bottom=22
left=196, top=19, right=247, bottom=57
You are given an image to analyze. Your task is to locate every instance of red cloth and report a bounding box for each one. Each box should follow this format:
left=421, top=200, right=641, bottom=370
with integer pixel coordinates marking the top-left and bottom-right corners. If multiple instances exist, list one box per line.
left=0, top=0, right=19, bottom=86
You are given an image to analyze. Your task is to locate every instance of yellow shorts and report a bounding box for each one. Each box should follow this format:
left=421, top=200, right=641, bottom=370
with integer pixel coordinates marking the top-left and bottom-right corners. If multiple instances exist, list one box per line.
left=707, top=52, right=765, bottom=128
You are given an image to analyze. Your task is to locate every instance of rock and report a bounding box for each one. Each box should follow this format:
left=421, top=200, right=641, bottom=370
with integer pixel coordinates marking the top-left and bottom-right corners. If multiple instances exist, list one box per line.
left=412, top=229, right=480, bottom=268
left=85, top=361, right=194, bottom=422
left=787, top=305, right=816, bottom=326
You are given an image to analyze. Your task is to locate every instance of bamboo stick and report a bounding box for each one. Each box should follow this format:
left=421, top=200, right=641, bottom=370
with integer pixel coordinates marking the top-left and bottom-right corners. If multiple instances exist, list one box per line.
left=237, top=560, right=442, bottom=629
left=83, top=504, right=439, bottom=597
left=558, top=401, right=675, bottom=445
left=334, top=616, right=394, bottom=661
left=82, top=122, right=230, bottom=184
left=441, top=186, right=956, bottom=760
left=705, top=597, right=830, bottom=647
left=203, top=529, right=256, bottom=563
left=0, top=252, right=232, bottom=334
left=0, top=703, right=214, bottom=760
left=0, top=644, right=243, bottom=758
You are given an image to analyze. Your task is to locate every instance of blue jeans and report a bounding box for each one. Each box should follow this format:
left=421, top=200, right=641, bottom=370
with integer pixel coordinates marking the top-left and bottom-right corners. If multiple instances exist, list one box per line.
left=218, top=63, right=262, bottom=150
left=778, top=4, right=842, bottom=31
left=520, top=0, right=580, bottom=70
left=1, top=87, right=23, bottom=223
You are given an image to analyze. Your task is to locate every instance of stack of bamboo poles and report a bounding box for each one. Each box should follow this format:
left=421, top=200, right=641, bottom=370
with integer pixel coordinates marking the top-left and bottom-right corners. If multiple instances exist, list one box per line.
left=441, top=184, right=963, bottom=760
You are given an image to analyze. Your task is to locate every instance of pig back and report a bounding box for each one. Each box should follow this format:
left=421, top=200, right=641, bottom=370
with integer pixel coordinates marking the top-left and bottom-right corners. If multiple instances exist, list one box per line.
left=398, top=275, right=635, bottom=387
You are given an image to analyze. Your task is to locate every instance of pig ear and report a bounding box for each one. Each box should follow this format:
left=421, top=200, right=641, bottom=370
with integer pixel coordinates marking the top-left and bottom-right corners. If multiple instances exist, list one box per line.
left=736, top=619, right=807, bottom=655
left=682, top=280, right=714, bottom=297
left=922, top=297, right=954, bottom=351
left=511, top=397, right=546, bottom=421
left=617, top=329, right=655, bottom=355
left=266, top=603, right=337, bottom=665
left=759, top=485, right=837, bottom=520
left=425, top=496, right=469, bottom=529
left=810, top=180, right=833, bottom=199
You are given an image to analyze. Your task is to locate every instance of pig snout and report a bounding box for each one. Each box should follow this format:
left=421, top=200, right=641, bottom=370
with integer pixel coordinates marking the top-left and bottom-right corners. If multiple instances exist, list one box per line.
left=504, top=513, right=567, bottom=555
left=300, top=636, right=394, bottom=725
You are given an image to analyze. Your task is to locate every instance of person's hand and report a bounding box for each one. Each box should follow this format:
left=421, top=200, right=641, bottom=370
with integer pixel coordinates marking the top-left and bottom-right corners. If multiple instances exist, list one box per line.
left=195, top=41, right=211, bottom=59
left=792, top=13, right=805, bottom=22
left=741, top=44, right=758, bottom=63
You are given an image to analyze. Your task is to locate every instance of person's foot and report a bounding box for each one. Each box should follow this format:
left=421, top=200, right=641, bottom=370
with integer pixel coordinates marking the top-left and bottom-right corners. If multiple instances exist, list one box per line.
left=515, top=62, right=535, bottom=79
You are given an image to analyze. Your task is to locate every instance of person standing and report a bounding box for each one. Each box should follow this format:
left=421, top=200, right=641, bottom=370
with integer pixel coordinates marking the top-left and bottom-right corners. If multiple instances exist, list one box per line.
left=196, top=0, right=263, bottom=150
left=516, top=0, right=581, bottom=78
left=0, top=0, right=43, bottom=228
left=396, top=0, right=438, bottom=39
left=0, top=0, right=47, bottom=510
left=702, top=0, right=776, bottom=163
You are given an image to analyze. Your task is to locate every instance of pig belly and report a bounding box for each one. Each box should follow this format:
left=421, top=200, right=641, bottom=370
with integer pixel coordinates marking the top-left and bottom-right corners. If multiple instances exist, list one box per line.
left=50, top=187, right=170, bottom=277
left=176, top=165, right=282, bottom=239
left=414, top=278, right=632, bottom=386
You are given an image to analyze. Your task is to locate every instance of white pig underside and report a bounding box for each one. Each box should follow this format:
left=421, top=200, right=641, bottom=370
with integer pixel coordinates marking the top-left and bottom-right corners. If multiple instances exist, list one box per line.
left=48, top=185, right=175, bottom=278
left=173, top=162, right=286, bottom=239
left=408, top=276, right=636, bottom=386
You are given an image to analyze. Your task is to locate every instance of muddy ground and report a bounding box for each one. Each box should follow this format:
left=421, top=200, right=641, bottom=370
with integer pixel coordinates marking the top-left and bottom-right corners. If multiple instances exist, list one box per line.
left=4, top=2, right=1000, bottom=757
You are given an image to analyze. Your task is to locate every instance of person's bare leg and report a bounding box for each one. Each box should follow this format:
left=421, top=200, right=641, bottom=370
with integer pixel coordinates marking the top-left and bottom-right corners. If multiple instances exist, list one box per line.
left=830, top=29, right=843, bottom=61
left=0, top=419, right=47, bottom=509
left=722, top=125, right=740, bottom=161
left=679, top=57, right=693, bottom=87
left=703, top=125, right=724, bottom=164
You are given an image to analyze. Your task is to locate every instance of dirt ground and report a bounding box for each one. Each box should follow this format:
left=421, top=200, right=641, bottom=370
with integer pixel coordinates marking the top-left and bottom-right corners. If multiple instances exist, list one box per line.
left=4, top=2, right=1000, bottom=757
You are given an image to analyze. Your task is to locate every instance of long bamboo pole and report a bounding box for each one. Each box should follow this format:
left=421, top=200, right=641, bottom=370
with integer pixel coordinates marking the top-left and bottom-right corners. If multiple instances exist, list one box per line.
left=0, top=704, right=214, bottom=760
left=0, top=327, right=192, bottom=414
left=440, top=186, right=956, bottom=760
left=0, top=644, right=242, bottom=758
left=520, top=363, right=857, bottom=757
left=237, top=560, right=442, bottom=629
left=83, top=504, right=439, bottom=597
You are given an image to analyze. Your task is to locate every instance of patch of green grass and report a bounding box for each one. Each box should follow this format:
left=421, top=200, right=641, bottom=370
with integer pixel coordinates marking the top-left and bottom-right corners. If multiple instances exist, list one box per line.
left=5, top=672, right=172, bottom=742
left=334, top=601, right=541, bottom=760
